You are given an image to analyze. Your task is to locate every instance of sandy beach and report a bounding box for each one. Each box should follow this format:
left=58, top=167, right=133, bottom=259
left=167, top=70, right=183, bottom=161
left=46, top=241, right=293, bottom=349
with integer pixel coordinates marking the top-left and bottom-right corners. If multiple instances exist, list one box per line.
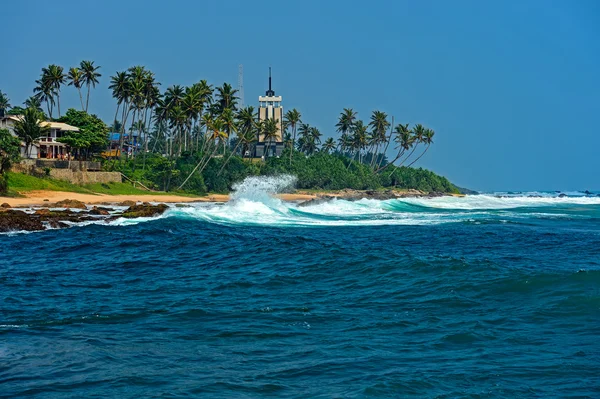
left=0, top=191, right=318, bottom=207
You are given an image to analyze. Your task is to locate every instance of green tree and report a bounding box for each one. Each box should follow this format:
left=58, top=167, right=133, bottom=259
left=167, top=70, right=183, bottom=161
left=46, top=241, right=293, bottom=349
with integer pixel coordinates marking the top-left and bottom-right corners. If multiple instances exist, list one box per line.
left=284, top=108, right=301, bottom=165
left=368, top=110, right=390, bottom=167
left=33, top=76, right=56, bottom=119
left=0, top=90, right=11, bottom=114
left=57, top=109, right=108, bottom=160
left=0, top=128, right=21, bottom=194
left=322, top=137, right=336, bottom=153
left=408, top=128, right=435, bottom=167
left=262, top=118, right=279, bottom=158
left=41, top=64, right=65, bottom=117
left=80, top=60, right=101, bottom=112
left=23, top=96, right=44, bottom=114
left=67, top=67, right=85, bottom=110
left=13, top=107, right=50, bottom=157
left=215, top=82, right=238, bottom=114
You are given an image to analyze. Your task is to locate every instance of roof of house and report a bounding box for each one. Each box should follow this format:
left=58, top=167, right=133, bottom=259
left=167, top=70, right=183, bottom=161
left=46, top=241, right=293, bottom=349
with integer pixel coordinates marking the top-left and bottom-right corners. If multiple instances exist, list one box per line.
left=1, top=115, right=79, bottom=132
left=39, top=121, right=79, bottom=131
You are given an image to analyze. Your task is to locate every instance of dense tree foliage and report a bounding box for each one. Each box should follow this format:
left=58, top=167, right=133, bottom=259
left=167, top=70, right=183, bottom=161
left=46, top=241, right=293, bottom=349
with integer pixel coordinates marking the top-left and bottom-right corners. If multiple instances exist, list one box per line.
left=1, top=60, right=460, bottom=196
left=0, top=128, right=21, bottom=193
left=57, top=109, right=108, bottom=159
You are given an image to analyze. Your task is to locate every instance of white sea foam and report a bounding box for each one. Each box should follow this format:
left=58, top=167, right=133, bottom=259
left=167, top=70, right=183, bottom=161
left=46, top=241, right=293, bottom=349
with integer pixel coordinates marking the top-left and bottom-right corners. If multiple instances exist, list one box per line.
left=164, top=183, right=599, bottom=227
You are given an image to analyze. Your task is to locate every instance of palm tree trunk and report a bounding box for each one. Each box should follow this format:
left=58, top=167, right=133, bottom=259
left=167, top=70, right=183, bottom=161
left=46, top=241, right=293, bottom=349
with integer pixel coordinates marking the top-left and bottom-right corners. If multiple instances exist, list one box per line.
left=377, top=116, right=394, bottom=170
left=407, top=144, right=430, bottom=168
left=398, top=145, right=419, bottom=167
left=85, top=84, right=91, bottom=112
left=56, top=93, right=61, bottom=118
left=78, top=88, right=85, bottom=111
left=218, top=136, right=244, bottom=176
left=178, top=141, right=220, bottom=190
left=289, top=124, right=296, bottom=166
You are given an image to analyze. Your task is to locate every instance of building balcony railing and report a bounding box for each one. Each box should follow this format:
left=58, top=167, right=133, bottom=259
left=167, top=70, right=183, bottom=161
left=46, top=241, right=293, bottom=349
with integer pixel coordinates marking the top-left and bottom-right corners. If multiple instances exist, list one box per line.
left=38, top=137, right=62, bottom=143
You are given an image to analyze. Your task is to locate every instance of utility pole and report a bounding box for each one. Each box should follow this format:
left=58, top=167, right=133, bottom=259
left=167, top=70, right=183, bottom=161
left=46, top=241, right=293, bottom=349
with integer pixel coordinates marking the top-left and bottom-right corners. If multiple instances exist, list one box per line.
left=238, top=64, right=245, bottom=109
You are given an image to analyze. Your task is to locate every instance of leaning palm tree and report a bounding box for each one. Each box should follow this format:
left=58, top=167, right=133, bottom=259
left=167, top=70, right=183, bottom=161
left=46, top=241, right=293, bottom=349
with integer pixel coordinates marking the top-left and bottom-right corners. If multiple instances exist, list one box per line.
left=80, top=60, right=101, bottom=112
left=407, top=128, right=435, bottom=167
left=399, top=123, right=425, bottom=166
left=375, top=123, right=411, bottom=173
left=0, top=90, right=11, bottom=114
left=13, top=107, right=50, bottom=157
left=284, top=108, right=301, bottom=165
left=67, top=67, right=85, bottom=110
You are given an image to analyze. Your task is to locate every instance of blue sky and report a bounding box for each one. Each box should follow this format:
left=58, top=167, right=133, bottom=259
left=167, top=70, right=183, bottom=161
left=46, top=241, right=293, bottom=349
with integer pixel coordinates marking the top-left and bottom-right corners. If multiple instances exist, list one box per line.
left=2, top=0, right=599, bottom=191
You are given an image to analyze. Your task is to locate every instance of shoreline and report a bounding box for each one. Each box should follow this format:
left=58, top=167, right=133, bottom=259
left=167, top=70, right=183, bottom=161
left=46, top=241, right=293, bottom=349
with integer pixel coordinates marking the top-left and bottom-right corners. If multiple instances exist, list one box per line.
left=0, top=189, right=462, bottom=208
left=0, top=190, right=319, bottom=208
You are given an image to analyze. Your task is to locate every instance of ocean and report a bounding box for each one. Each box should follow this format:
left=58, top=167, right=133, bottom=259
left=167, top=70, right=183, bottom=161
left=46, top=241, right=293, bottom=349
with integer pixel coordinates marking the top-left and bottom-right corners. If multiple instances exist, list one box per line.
left=1, top=177, right=599, bottom=398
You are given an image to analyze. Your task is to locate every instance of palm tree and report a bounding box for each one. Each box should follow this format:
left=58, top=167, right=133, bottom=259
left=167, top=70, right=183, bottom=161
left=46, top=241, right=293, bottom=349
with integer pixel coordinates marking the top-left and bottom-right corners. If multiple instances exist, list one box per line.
left=40, top=64, right=65, bottom=118
left=322, top=137, right=336, bottom=153
left=67, top=67, right=85, bottom=110
left=0, top=90, right=10, bottom=114
left=239, top=129, right=257, bottom=158
left=351, top=120, right=368, bottom=163
left=108, top=70, right=130, bottom=157
left=375, top=123, right=412, bottom=173
left=23, top=96, right=44, bottom=114
left=399, top=123, right=424, bottom=166
left=220, top=108, right=237, bottom=154
left=336, top=108, right=357, bottom=137
left=13, top=107, right=50, bottom=157
left=262, top=118, right=279, bottom=158
left=308, top=127, right=322, bottom=155
left=368, top=110, right=390, bottom=167
left=80, top=60, right=101, bottom=112
left=33, top=78, right=56, bottom=120
left=217, top=106, right=255, bottom=175
left=284, top=108, right=301, bottom=165
left=407, top=128, right=435, bottom=167
left=216, top=83, right=238, bottom=113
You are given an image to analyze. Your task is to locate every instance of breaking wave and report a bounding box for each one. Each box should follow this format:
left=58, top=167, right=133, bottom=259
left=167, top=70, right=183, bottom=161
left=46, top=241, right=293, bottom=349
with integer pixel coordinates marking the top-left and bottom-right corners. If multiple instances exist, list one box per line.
left=159, top=177, right=600, bottom=228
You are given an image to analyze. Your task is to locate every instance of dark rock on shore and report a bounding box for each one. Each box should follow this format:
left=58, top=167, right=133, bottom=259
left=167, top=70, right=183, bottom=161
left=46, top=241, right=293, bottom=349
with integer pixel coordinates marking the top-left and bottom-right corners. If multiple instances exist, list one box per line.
left=1, top=203, right=11, bottom=209
left=0, top=210, right=44, bottom=232
left=121, top=203, right=168, bottom=218
left=0, top=202, right=169, bottom=233
left=54, top=199, right=87, bottom=209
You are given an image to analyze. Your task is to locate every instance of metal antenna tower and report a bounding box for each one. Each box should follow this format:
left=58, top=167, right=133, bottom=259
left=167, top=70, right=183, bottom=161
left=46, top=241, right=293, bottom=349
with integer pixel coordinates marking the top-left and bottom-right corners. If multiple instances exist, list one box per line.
left=238, top=64, right=245, bottom=109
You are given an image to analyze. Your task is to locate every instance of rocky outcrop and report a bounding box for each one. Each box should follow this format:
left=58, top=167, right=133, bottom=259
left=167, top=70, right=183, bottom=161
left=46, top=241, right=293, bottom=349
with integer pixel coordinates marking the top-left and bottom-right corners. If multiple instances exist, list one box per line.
left=121, top=203, right=168, bottom=218
left=0, top=203, right=11, bottom=209
left=0, top=203, right=169, bottom=232
left=54, top=199, right=87, bottom=209
left=119, top=200, right=137, bottom=207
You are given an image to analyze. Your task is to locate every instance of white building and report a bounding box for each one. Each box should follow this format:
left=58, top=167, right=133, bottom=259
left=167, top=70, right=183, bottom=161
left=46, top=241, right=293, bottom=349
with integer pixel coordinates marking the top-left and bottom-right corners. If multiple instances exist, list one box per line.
left=255, top=68, right=284, bottom=158
left=0, top=114, right=79, bottom=159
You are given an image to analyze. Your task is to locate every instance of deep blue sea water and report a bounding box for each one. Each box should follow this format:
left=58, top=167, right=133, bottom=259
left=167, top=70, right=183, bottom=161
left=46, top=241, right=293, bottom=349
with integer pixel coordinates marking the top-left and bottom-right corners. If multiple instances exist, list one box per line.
left=2, top=179, right=600, bottom=398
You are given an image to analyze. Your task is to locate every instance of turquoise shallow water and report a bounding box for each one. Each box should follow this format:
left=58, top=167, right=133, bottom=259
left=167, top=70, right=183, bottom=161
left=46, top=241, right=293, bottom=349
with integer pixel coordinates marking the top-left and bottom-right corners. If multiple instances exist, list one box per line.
left=1, top=182, right=600, bottom=398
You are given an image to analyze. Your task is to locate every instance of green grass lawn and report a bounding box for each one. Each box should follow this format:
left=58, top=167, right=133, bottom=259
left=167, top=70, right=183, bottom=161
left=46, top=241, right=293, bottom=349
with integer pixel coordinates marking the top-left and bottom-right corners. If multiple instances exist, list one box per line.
left=4, top=172, right=200, bottom=197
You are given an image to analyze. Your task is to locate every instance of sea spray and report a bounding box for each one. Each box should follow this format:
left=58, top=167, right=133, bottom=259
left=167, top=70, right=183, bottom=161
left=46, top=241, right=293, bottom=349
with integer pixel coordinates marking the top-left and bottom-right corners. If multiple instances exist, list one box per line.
left=230, top=175, right=298, bottom=203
